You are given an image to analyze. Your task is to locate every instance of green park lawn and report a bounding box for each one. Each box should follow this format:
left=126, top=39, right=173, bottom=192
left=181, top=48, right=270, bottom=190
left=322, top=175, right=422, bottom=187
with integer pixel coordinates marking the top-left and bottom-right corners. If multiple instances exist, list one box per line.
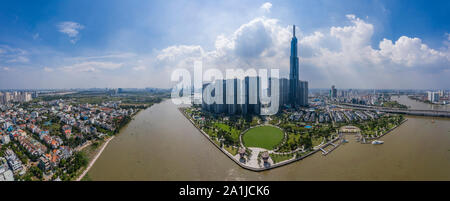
left=214, top=123, right=240, bottom=142
left=243, top=126, right=284, bottom=150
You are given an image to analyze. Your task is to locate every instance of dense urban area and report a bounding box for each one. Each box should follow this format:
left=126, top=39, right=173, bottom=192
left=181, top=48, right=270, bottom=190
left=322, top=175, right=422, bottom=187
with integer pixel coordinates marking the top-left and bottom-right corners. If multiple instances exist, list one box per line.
left=0, top=88, right=169, bottom=181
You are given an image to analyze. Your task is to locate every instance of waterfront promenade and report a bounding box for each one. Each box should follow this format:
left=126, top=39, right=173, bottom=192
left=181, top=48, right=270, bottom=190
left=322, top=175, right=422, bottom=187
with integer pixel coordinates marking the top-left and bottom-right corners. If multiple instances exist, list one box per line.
left=179, top=107, right=343, bottom=172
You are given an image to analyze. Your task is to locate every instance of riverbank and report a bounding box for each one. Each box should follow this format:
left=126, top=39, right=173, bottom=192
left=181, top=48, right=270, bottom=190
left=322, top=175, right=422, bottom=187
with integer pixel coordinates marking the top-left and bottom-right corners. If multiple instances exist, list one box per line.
left=76, top=136, right=114, bottom=181
left=375, top=119, right=408, bottom=139
left=407, top=95, right=447, bottom=105
left=74, top=105, right=154, bottom=181
left=392, top=95, right=450, bottom=112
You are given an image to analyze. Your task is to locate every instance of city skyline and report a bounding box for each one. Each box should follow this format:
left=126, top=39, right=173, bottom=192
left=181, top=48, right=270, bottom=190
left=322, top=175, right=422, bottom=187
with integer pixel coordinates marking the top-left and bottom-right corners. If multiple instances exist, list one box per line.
left=0, top=0, right=449, bottom=89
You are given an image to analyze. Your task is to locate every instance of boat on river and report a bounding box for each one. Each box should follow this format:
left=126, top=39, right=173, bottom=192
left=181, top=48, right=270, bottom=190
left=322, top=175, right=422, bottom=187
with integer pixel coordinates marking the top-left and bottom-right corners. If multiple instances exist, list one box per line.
left=372, top=140, right=384, bottom=145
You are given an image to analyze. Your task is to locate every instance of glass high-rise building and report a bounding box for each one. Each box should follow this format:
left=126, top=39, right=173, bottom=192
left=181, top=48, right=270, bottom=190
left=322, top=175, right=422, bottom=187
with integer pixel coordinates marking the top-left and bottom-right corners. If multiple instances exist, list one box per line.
left=289, top=25, right=299, bottom=106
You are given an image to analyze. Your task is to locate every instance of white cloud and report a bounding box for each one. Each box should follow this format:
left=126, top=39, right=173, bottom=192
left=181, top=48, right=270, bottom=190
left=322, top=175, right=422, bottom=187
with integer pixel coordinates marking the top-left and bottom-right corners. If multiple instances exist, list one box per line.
left=304, top=15, right=449, bottom=70
left=150, top=14, right=449, bottom=88
left=443, top=33, right=450, bottom=48
left=330, top=14, right=374, bottom=51
left=32, top=33, right=40, bottom=40
left=4, top=14, right=449, bottom=89
left=132, top=65, right=146, bottom=71
left=57, top=21, right=84, bottom=43
left=7, top=56, right=29, bottom=63
left=157, top=45, right=204, bottom=62
left=0, top=45, right=29, bottom=63
left=295, top=15, right=450, bottom=88
left=43, top=67, right=54, bottom=72
left=155, top=45, right=204, bottom=73
left=206, top=17, right=291, bottom=71
left=260, top=2, right=272, bottom=13
left=71, top=53, right=136, bottom=61
left=61, top=61, right=123, bottom=72
left=377, top=36, right=447, bottom=67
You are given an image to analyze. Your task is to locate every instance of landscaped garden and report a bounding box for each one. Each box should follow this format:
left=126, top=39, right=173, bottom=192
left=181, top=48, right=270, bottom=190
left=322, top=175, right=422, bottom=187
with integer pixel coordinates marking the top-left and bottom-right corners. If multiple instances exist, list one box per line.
left=357, top=115, right=405, bottom=136
left=269, top=153, right=295, bottom=164
left=182, top=105, right=406, bottom=170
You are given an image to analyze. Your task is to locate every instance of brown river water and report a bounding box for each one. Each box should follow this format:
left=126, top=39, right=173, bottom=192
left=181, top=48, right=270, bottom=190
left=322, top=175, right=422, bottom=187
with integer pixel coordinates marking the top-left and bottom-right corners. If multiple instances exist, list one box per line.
left=88, top=96, right=450, bottom=180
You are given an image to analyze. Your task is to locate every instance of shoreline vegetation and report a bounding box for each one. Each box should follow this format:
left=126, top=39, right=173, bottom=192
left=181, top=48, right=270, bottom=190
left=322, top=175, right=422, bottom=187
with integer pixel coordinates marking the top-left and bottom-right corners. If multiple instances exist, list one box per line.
left=179, top=106, right=407, bottom=171
left=76, top=135, right=114, bottom=181
left=381, top=101, right=408, bottom=109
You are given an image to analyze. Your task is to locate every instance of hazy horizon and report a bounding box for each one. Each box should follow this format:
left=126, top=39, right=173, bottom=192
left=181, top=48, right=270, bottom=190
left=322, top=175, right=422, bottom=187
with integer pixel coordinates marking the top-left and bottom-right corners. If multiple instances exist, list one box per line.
left=0, top=87, right=448, bottom=91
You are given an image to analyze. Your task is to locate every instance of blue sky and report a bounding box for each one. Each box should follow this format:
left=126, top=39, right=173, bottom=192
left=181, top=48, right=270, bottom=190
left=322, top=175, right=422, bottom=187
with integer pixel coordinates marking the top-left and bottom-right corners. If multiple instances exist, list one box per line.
left=0, top=0, right=449, bottom=89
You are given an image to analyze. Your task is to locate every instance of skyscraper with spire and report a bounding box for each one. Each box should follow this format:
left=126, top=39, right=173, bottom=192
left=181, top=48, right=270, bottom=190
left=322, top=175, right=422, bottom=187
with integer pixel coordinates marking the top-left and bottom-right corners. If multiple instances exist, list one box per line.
left=289, top=25, right=299, bottom=105
left=201, top=24, right=308, bottom=115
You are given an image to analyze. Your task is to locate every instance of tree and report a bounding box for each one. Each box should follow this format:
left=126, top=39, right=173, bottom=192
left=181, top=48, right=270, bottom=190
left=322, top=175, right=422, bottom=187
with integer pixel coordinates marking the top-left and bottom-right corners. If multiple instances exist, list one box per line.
left=29, top=166, right=43, bottom=180
left=223, top=133, right=234, bottom=146
left=66, top=152, right=88, bottom=175
left=298, top=134, right=312, bottom=150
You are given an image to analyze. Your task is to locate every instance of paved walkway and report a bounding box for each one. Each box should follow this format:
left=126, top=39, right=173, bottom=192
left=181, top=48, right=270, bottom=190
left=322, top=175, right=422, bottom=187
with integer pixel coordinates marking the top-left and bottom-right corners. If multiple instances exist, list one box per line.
left=246, top=147, right=273, bottom=168
left=76, top=136, right=114, bottom=181
left=271, top=145, right=304, bottom=155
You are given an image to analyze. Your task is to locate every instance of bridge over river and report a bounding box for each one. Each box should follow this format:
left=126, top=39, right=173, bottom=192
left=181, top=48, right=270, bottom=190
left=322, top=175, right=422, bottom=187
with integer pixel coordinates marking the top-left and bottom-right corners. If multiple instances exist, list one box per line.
left=336, top=103, right=450, bottom=118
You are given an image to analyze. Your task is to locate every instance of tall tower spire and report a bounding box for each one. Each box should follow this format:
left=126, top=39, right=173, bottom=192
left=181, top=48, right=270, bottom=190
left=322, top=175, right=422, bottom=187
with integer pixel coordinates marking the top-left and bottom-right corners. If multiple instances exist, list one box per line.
left=293, top=25, right=295, bottom=37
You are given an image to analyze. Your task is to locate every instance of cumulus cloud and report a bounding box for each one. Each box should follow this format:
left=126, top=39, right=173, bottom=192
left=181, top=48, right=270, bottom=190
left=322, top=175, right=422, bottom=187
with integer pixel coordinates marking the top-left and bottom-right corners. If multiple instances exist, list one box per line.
left=377, top=36, right=447, bottom=67
left=297, top=15, right=450, bottom=88
left=58, top=21, right=84, bottom=43
left=152, top=14, right=449, bottom=88
left=260, top=2, right=272, bottom=13
left=303, top=15, right=449, bottom=70
left=157, top=45, right=204, bottom=62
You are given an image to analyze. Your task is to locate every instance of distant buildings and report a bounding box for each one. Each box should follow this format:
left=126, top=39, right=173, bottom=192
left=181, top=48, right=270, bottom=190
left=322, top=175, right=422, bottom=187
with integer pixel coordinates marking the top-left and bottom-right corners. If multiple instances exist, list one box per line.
left=0, top=91, right=33, bottom=105
left=427, top=91, right=440, bottom=103
left=330, top=85, right=337, bottom=99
